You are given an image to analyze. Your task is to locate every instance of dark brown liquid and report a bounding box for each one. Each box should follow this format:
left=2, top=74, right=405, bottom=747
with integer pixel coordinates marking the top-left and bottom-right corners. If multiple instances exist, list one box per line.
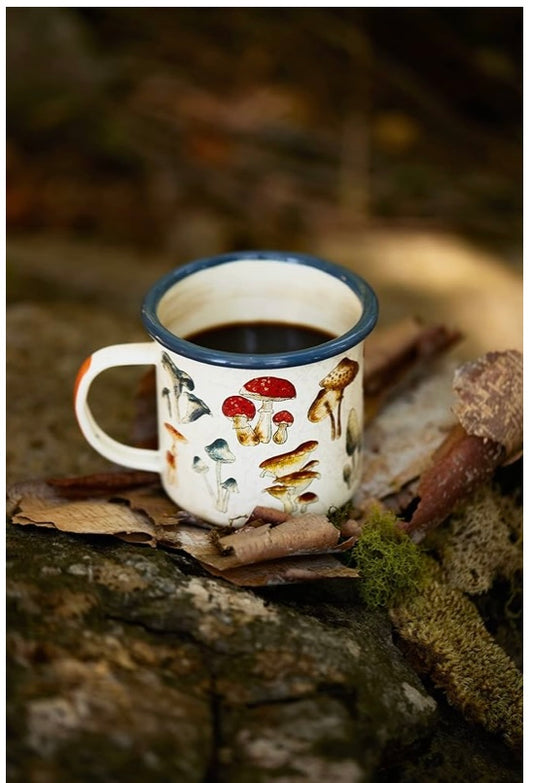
left=186, top=321, right=335, bottom=354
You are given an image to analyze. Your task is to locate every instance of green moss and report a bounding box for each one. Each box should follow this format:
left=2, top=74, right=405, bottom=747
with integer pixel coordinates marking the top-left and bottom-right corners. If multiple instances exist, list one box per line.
left=327, top=502, right=353, bottom=529
left=390, top=560, right=523, bottom=750
left=350, top=509, right=428, bottom=610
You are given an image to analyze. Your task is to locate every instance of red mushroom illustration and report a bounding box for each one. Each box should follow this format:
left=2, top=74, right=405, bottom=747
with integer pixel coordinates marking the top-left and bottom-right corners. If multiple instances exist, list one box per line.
left=307, top=358, right=359, bottom=440
left=221, top=395, right=259, bottom=446
left=272, top=410, right=294, bottom=445
left=241, top=376, right=296, bottom=444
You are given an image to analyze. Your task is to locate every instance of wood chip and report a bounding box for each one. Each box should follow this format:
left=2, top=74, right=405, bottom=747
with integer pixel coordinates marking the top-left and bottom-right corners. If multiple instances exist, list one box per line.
left=215, top=514, right=341, bottom=566
left=401, top=425, right=505, bottom=542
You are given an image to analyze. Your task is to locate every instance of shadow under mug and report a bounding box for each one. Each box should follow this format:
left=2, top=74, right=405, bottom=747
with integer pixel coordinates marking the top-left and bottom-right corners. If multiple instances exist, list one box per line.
left=74, top=251, right=378, bottom=527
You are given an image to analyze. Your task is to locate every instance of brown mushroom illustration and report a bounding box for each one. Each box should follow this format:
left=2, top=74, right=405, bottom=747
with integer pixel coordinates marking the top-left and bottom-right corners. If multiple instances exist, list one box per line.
left=275, top=469, right=321, bottom=493
left=272, top=410, right=294, bottom=445
left=164, top=423, right=188, bottom=484
left=241, top=376, right=296, bottom=443
left=307, top=358, right=359, bottom=440
left=222, top=395, right=259, bottom=446
left=263, top=485, right=295, bottom=514
left=296, top=491, right=318, bottom=513
left=258, top=440, right=318, bottom=479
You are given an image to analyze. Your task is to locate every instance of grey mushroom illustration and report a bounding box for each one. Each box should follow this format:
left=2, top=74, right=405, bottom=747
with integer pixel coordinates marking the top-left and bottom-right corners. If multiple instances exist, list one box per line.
left=307, top=358, right=359, bottom=440
left=192, top=455, right=213, bottom=498
left=162, top=387, right=172, bottom=416
left=241, top=376, right=296, bottom=443
left=344, top=407, right=362, bottom=486
left=162, top=351, right=211, bottom=423
left=219, top=477, right=239, bottom=513
left=204, top=438, right=237, bottom=512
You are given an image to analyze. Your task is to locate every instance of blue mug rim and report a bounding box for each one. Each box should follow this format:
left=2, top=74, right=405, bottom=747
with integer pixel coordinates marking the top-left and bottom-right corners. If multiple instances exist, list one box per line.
left=141, top=250, right=379, bottom=369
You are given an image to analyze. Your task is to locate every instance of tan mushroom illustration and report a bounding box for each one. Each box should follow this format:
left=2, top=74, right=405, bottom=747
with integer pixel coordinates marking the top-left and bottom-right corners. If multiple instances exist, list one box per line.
left=263, top=470, right=321, bottom=514
left=241, top=376, right=296, bottom=444
left=307, top=358, right=359, bottom=440
left=221, top=395, right=259, bottom=446
left=164, top=422, right=188, bottom=484
left=258, top=440, right=318, bottom=479
left=272, top=410, right=294, bottom=444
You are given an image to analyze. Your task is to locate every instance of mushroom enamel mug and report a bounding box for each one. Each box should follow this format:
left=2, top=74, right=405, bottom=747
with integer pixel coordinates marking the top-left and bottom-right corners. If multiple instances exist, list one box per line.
left=74, top=251, right=378, bottom=526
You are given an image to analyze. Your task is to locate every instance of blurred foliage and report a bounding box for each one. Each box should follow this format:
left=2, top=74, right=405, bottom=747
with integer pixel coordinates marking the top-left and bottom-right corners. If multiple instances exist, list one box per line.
left=7, top=8, right=522, bottom=253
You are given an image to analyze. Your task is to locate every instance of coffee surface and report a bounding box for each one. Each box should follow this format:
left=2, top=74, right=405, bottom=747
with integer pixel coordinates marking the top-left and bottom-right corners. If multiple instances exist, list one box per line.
left=186, top=321, right=335, bottom=354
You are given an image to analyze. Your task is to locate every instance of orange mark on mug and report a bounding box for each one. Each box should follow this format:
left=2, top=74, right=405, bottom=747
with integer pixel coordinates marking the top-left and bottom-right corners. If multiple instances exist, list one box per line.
left=74, top=355, right=92, bottom=404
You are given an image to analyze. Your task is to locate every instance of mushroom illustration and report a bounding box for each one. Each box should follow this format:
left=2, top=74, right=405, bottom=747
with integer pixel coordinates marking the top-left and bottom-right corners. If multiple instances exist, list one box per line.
left=166, top=450, right=177, bottom=483
left=263, top=485, right=296, bottom=514
left=307, top=358, right=359, bottom=440
left=241, top=376, right=296, bottom=443
left=272, top=410, right=294, bottom=445
left=296, top=491, right=318, bottom=513
left=204, top=438, right=237, bottom=512
left=221, top=396, right=259, bottom=446
left=162, top=352, right=211, bottom=423
left=219, top=477, right=239, bottom=513
left=192, top=455, right=214, bottom=498
left=162, top=387, right=172, bottom=416
left=264, top=469, right=321, bottom=513
left=164, top=423, right=187, bottom=484
left=276, top=469, right=321, bottom=495
left=344, top=407, right=362, bottom=486
left=258, top=440, right=318, bottom=479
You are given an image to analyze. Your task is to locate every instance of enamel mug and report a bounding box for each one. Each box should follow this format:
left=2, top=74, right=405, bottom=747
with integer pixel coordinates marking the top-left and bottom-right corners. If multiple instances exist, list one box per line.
left=74, top=251, right=378, bottom=527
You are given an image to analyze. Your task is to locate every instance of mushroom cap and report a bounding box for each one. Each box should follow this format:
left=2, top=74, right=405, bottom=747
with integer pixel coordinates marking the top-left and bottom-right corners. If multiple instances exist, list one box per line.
left=276, top=470, right=321, bottom=487
left=272, top=410, right=294, bottom=425
left=222, top=395, right=256, bottom=420
left=205, top=438, right=236, bottom=463
left=164, top=422, right=188, bottom=442
left=319, top=358, right=359, bottom=390
left=241, top=376, right=296, bottom=401
left=264, top=485, right=290, bottom=498
left=297, top=492, right=318, bottom=504
left=192, top=456, right=209, bottom=473
left=162, top=352, right=195, bottom=389
left=221, top=477, right=239, bottom=492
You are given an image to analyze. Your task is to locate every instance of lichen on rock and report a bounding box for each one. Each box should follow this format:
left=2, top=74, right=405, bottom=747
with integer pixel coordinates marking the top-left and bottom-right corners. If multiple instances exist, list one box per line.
left=437, top=485, right=522, bottom=595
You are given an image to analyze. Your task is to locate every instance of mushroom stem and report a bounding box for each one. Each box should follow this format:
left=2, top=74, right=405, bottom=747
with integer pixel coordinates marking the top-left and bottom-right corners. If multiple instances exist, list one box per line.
left=273, top=422, right=288, bottom=445
left=326, top=400, right=336, bottom=440
left=254, top=400, right=274, bottom=444
left=215, top=461, right=222, bottom=508
left=233, top=415, right=259, bottom=446
left=336, top=394, right=344, bottom=438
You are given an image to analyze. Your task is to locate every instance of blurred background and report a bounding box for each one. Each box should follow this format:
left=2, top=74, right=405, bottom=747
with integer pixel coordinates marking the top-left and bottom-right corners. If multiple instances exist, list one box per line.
left=7, top=7, right=523, bottom=356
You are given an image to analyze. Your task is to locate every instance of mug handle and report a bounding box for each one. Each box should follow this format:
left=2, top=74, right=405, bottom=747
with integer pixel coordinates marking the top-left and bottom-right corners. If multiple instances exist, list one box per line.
left=74, top=342, right=161, bottom=473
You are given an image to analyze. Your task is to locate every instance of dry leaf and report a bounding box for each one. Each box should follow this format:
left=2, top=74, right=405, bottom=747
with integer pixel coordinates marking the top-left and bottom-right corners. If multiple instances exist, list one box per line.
left=364, top=317, right=461, bottom=420
left=47, top=470, right=159, bottom=498
left=452, top=349, right=522, bottom=461
left=358, top=360, right=457, bottom=505
left=13, top=499, right=157, bottom=544
left=200, top=555, right=359, bottom=586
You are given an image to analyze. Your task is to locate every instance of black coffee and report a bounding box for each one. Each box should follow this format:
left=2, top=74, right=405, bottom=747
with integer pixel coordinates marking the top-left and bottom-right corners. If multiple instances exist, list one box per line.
left=186, top=321, right=335, bottom=354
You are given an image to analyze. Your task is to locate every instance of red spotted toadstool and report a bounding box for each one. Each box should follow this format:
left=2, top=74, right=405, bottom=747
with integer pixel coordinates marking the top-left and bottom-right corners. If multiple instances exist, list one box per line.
left=241, top=376, right=296, bottom=443
left=272, top=410, right=294, bottom=444
left=222, top=395, right=259, bottom=446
